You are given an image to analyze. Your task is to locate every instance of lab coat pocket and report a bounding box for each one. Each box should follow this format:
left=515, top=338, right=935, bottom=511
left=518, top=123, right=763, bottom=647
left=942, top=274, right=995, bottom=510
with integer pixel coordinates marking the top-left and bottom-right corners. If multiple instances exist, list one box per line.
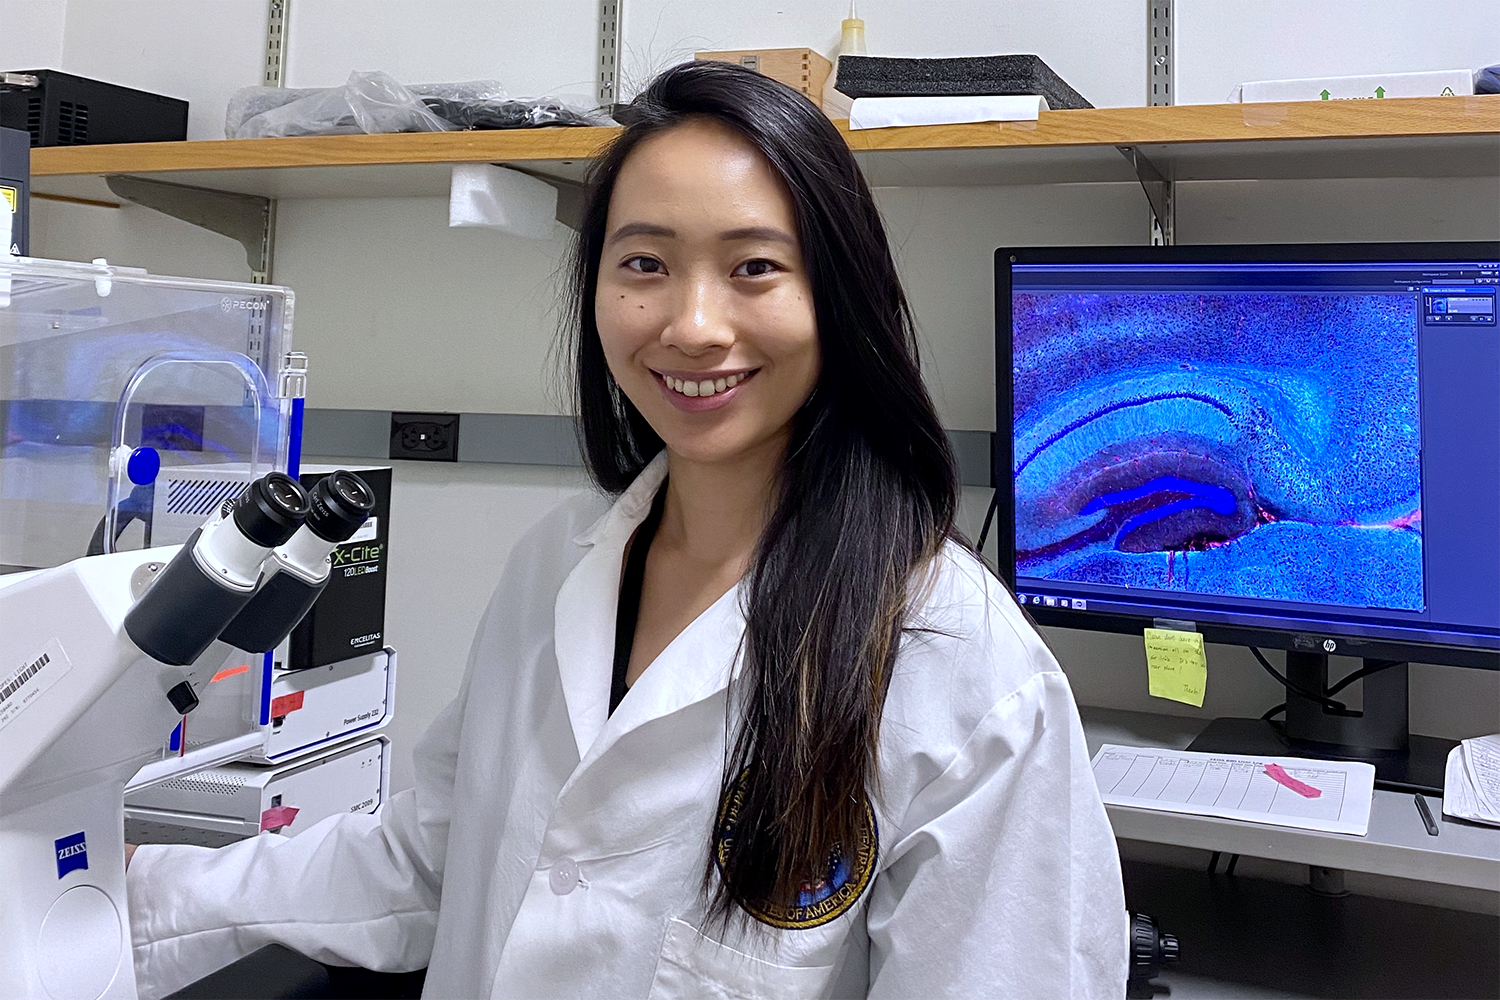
left=647, top=917, right=837, bottom=1000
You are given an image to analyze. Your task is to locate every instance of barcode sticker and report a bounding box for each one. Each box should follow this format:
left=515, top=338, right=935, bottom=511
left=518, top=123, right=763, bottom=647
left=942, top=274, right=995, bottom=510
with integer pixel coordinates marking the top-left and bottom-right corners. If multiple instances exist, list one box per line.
left=0, top=638, right=72, bottom=732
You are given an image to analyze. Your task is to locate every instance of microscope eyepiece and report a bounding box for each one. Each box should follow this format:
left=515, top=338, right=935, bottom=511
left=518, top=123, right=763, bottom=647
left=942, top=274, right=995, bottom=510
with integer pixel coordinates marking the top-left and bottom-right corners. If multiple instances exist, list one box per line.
left=232, top=472, right=311, bottom=548
left=306, top=470, right=376, bottom=543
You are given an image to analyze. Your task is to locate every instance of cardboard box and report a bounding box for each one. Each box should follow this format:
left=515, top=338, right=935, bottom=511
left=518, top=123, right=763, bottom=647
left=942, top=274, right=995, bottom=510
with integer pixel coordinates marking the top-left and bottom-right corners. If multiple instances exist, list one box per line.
left=695, top=48, right=832, bottom=106
left=288, top=465, right=391, bottom=669
left=1234, top=69, right=1473, bottom=103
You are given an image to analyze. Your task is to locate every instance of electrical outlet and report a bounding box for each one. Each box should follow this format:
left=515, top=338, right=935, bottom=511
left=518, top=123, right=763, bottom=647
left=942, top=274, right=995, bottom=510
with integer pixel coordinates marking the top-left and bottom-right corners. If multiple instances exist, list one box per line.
left=390, top=412, right=459, bottom=462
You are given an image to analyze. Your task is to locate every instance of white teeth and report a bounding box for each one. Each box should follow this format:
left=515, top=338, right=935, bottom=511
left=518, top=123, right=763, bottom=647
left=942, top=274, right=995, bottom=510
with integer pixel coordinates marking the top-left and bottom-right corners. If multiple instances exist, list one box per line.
left=660, top=370, right=753, bottom=396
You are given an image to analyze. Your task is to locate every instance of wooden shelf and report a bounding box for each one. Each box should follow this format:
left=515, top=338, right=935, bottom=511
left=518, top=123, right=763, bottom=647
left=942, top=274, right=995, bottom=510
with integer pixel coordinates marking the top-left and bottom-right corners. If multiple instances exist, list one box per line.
left=28, top=95, right=1500, bottom=205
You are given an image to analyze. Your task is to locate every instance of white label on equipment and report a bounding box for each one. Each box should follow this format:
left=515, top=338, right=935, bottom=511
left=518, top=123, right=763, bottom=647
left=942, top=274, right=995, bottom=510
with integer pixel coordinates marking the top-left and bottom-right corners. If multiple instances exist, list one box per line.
left=0, top=638, right=72, bottom=732
left=348, top=517, right=378, bottom=545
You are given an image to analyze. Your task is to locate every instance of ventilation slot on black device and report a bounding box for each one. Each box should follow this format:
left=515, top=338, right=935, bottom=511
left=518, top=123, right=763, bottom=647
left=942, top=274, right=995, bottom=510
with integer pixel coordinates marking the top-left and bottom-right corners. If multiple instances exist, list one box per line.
left=56, top=100, right=89, bottom=144
left=26, top=96, right=41, bottom=145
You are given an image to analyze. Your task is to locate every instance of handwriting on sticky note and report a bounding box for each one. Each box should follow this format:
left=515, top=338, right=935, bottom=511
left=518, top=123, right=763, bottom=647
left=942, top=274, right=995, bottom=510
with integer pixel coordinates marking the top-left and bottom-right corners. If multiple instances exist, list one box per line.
left=1264, top=763, right=1322, bottom=798
left=1143, top=628, right=1207, bottom=707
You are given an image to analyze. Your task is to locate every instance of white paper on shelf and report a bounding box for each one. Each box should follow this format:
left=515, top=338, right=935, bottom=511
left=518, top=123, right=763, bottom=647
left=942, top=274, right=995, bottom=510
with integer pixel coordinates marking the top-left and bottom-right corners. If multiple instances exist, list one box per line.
left=1091, top=744, right=1376, bottom=837
left=1443, top=736, right=1500, bottom=827
left=847, top=94, right=1048, bottom=130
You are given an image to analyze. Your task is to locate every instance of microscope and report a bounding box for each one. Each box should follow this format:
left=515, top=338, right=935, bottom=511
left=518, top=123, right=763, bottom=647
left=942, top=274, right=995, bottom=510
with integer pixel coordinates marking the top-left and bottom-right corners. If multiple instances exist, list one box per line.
left=0, top=467, right=374, bottom=1000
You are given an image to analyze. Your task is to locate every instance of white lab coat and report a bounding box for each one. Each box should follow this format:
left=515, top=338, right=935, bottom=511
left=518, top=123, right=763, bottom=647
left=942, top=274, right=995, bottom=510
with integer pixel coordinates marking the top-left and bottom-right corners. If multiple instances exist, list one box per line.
left=128, top=454, right=1127, bottom=999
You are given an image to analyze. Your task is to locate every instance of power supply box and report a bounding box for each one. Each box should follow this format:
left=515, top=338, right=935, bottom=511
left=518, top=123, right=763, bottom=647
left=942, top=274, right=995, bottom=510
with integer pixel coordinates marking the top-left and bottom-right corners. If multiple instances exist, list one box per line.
left=258, top=646, right=396, bottom=764
left=1, top=70, right=188, bottom=146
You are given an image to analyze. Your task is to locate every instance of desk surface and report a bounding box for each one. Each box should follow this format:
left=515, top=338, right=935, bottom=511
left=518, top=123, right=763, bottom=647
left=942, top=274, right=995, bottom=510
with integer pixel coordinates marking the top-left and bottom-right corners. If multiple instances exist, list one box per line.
left=1079, top=707, right=1500, bottom=891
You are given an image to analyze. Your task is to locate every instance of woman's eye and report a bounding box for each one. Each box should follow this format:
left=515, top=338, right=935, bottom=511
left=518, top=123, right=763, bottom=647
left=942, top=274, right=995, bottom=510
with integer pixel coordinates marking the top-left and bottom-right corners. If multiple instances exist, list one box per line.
left=624, top=256, right=665, bottom=274
left=734, top=259, right=779, bottom=277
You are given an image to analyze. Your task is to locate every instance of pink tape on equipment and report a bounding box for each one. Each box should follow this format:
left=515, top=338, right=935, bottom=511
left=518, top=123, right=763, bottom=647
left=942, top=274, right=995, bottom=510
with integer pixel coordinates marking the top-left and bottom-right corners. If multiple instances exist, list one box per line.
left=1264, top=763, right=1321, bottom=798
left=260, top=805, right=300, bottom=832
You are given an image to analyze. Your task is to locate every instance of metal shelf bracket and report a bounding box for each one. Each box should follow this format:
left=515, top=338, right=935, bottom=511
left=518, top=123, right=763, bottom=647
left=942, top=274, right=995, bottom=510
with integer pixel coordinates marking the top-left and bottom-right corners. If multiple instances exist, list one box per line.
left=1117, top=145, right=1175, bottom=246
left=104, top=175, right=277, bottom=281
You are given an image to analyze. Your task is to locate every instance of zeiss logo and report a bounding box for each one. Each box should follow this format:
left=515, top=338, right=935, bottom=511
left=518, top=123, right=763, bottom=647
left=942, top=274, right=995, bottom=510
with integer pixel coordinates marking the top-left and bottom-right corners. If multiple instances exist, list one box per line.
left=55, top=832, right=88, bottom=879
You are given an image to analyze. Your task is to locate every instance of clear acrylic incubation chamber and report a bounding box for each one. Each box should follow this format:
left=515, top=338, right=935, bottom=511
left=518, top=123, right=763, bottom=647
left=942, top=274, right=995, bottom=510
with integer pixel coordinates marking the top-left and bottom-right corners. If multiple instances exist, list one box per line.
left=0, top=255, right=304, bottom=779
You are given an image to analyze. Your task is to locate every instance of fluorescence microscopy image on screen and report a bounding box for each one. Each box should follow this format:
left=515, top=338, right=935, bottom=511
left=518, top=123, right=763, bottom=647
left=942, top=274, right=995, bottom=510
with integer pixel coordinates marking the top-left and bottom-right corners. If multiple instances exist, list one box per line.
left=1013, top=292, right=1423, bottom=611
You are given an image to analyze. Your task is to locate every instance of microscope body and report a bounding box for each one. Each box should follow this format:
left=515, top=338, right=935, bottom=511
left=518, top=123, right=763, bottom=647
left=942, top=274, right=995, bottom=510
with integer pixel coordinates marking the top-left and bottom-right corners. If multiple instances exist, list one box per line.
left=0, top=548, right=193, bottom=1000
left=0, top=468, right=374, bottom=1000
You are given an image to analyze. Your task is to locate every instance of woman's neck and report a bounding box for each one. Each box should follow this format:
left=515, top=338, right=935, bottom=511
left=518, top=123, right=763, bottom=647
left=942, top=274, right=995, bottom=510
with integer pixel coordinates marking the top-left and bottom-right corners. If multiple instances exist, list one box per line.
left=659, top=436, right=783, bottom=570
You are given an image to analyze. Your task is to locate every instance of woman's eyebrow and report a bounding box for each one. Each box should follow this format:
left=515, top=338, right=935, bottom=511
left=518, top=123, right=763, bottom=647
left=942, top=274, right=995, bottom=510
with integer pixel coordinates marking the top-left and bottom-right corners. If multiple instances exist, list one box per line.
left=720, top=226, right=796, bottom=245
left=607, top=221, right=676, bottom=244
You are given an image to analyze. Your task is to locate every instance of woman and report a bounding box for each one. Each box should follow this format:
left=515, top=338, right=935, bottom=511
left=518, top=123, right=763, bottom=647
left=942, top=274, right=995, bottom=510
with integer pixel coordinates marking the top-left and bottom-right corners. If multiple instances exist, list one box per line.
left=128, top=61, right=1126, bottom=999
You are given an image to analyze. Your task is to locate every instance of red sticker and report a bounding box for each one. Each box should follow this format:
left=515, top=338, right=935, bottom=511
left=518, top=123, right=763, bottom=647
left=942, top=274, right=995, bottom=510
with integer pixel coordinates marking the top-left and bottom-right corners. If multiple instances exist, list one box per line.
left=270, top=690, right=305, bottom=717
left=260, top=805, right=300, bottom=832
left=1264, top=762, right=1321, bottom=798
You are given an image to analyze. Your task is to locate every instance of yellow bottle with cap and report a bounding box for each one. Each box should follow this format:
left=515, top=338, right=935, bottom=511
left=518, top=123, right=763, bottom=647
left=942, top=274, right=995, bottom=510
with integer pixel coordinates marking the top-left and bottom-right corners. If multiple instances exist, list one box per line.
left=821, top=3, right=867, bottom=118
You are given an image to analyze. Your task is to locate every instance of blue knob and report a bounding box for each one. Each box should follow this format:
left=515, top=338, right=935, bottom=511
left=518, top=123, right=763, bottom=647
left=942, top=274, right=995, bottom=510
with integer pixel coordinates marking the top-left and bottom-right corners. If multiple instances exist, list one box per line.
left=126, top=447, right=160, bottom=486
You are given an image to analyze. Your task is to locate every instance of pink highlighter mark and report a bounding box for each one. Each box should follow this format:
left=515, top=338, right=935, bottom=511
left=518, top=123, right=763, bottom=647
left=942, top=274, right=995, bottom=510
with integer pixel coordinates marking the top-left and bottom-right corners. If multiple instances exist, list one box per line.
left=260, top=805, right=300, bottom=832
left=1264, top=763, right=1321, bottom=798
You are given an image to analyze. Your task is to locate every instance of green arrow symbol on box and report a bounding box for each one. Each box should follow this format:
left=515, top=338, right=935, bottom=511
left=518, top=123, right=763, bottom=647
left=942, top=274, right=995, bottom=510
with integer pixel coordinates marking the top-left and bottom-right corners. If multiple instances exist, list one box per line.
left=1320, top=89, right=1331, bottom=100
left=1375, top=86, right=1386, bottom=98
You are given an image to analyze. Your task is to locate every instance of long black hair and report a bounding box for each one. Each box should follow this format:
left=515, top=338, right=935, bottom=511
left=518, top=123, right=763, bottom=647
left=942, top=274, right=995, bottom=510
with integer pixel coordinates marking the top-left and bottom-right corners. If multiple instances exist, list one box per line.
left=563, top=60, right=959, bottom=920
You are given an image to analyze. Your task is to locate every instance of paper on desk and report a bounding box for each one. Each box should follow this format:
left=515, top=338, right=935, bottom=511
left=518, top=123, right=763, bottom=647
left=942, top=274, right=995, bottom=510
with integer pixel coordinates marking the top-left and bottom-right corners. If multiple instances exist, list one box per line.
left=1091, top=744, right=1376, bottom=837
left=1442, top=735, right=1500, bottom=827
left=847, top=94, right=1048, bottom=130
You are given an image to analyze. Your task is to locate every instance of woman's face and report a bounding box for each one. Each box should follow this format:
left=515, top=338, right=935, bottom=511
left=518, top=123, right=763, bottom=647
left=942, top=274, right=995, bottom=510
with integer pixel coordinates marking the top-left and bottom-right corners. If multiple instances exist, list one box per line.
left=594, top=119, right=820, bottom=469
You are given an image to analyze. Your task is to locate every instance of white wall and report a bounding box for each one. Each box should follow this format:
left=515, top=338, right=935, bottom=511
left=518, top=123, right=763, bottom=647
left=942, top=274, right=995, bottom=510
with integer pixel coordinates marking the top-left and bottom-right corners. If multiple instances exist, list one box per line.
left=6, top=0, right=1498, bottom=803
left=1175, top=0, right=1500, bottom=105
left=2, top=0, right=66, bottom=68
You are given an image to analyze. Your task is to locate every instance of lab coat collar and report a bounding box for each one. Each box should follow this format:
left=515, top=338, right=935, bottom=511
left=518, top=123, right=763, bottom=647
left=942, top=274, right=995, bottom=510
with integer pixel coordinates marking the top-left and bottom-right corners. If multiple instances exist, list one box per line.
left=571, top=452, right=668, bottom=547
left=554, top=453, right=743, bottom=764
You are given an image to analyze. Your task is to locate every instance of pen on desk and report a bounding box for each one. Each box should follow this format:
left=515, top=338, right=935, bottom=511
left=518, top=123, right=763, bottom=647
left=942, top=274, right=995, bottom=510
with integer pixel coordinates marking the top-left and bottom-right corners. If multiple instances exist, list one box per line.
left=1414, top=793, right=1440, bottom=837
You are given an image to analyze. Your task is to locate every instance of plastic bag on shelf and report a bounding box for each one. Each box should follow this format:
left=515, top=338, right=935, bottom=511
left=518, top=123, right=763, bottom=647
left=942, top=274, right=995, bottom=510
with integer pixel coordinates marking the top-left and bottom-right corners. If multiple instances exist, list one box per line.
left=226, top=73, right=614, bottom=139
left=227, top=70, right=455, bottom=138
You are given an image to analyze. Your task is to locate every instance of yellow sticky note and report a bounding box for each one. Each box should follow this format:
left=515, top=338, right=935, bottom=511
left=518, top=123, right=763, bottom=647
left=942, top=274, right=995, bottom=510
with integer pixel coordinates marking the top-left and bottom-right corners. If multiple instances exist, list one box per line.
left=1144, top=628, right=1207, bottom=707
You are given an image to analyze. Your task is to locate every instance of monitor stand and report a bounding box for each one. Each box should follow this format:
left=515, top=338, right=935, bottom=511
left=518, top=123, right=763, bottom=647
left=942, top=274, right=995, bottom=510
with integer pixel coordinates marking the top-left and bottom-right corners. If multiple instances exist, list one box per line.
left=1184, top=654, right=1456, bottom=795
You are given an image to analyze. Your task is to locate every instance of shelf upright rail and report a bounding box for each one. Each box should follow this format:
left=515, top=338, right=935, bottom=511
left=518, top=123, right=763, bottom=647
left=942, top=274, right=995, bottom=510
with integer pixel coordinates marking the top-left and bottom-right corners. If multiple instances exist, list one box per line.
left=1119, top=0, right=1176, bottom=245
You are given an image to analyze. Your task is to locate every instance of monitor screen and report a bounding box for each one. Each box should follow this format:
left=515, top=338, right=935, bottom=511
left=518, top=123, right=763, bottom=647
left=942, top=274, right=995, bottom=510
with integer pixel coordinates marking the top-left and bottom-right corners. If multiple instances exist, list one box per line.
left=997, top=243, right=1500, bottom=668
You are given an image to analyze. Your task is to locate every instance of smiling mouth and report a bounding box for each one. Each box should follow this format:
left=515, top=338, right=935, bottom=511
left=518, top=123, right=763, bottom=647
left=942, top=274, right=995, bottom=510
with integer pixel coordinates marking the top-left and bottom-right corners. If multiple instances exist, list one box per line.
left=651, top=368, right=760, bottom=398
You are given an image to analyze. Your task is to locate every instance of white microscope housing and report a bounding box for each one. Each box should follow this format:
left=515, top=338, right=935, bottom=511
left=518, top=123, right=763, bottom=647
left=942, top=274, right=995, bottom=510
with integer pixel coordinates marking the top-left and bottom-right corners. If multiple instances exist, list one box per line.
left=0, top=255, right=306, bottom=1000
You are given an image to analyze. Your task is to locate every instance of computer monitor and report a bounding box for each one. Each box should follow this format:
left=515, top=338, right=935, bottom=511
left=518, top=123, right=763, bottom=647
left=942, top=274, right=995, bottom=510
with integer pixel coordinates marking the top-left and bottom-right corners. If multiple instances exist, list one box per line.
left=996, top=243, right=1500, bottom=793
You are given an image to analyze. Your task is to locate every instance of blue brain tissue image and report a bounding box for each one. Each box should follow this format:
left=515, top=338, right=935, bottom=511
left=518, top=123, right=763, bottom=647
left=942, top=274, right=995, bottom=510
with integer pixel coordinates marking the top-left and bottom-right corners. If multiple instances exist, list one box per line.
left=1013, top=292, right=1423, bottom=611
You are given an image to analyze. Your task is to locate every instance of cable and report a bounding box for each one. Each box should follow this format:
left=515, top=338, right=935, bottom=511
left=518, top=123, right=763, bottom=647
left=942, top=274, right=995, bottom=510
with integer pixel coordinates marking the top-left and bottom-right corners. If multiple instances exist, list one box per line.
left=1257, top=657, right=1405, bottom=722
left=976, top=489, right=999, bottom=556
left=1250, top=647, right=1349, bottom=713
left=1327, top=658, right=1404, bottom=697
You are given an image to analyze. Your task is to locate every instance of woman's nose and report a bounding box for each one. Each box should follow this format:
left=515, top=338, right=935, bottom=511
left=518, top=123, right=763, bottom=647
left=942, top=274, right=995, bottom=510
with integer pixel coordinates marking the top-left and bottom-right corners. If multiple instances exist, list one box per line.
left=660, top=276, right=733, bottom=355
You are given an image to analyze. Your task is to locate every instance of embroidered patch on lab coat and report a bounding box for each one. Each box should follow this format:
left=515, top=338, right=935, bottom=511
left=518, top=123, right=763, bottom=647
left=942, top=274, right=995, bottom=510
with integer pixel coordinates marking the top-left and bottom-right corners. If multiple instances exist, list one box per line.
left=714, top=773, right=878, bottom=930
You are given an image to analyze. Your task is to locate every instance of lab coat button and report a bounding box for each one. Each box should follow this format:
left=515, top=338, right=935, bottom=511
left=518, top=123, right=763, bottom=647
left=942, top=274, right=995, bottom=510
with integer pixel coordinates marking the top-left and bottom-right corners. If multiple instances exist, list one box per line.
left=549, top=858, right=580, bottom=895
